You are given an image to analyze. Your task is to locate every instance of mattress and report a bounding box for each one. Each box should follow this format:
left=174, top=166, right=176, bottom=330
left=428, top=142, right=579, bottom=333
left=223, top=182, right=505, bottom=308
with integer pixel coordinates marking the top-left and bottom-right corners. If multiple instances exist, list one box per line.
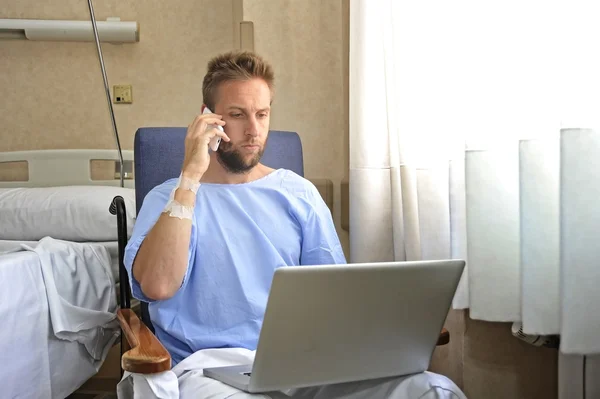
left=0, top=238, right=120, bottom=398
left=0, top=239, right=120, bottom=282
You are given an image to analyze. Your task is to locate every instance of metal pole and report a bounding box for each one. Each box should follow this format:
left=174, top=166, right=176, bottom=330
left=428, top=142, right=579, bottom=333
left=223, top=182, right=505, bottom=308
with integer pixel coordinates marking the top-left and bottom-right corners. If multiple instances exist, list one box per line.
left=86, top=0, right=124, bottom=188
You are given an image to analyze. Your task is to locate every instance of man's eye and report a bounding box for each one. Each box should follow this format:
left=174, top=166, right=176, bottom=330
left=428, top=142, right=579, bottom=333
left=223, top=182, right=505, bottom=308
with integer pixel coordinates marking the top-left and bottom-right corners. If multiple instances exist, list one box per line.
left=258, top=113, right=268, bottom=118
left=231, top=113, right=243, bottom=118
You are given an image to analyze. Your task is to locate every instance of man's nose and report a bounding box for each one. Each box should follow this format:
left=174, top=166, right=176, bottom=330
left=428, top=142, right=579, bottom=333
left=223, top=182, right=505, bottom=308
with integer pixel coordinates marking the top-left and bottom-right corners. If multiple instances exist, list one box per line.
left=245, top=116, right=260, bottom=137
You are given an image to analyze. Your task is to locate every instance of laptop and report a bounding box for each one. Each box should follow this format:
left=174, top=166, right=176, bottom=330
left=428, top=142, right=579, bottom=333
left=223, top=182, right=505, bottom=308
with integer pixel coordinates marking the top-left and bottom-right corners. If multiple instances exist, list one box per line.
left=203, top=259, right=465, bottom=393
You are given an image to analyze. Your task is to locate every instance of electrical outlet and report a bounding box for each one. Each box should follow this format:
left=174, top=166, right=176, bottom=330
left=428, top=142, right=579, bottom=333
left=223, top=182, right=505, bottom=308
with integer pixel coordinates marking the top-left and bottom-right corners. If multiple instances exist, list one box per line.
left=113, top=85, right=132, bottom=104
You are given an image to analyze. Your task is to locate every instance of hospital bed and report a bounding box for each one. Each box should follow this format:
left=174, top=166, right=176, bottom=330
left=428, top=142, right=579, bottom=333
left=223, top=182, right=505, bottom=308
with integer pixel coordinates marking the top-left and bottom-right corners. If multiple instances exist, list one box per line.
left=114, top=128, right=451, bottom=376
left=0, top=149, right=136, bottom=398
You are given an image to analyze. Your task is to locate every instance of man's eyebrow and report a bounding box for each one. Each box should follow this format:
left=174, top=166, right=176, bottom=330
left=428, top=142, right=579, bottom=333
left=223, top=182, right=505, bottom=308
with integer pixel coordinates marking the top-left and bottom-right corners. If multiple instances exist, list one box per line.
left=226, top=106, right=271, bottom=112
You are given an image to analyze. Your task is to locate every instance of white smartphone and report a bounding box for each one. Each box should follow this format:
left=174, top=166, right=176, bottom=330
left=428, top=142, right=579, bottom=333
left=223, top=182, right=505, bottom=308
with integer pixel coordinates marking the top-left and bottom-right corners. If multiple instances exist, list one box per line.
left=203, top=107, right=223, bottom=151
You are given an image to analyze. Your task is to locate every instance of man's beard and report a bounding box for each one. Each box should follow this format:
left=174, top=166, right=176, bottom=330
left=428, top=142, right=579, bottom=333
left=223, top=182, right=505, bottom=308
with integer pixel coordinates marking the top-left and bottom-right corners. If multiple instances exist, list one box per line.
left=216, top=141, right=265, bottom=174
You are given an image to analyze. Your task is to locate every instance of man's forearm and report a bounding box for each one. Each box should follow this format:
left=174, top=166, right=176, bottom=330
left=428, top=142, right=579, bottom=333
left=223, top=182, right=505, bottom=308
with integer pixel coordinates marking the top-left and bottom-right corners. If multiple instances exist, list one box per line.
left=132, top=188, right=196, bottom=300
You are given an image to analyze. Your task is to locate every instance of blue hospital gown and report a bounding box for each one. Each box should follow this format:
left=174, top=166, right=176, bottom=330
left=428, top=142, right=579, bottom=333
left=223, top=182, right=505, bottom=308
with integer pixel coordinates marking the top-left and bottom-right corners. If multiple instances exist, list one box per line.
left=124, top=168, right=346, bottom=365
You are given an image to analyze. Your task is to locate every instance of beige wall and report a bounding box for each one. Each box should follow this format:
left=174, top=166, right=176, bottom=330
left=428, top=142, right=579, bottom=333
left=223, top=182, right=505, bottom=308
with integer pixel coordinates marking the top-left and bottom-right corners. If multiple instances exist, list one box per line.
left=1, top=1, right=558, bottom=397
left=0, top=0, right=234, bottom=152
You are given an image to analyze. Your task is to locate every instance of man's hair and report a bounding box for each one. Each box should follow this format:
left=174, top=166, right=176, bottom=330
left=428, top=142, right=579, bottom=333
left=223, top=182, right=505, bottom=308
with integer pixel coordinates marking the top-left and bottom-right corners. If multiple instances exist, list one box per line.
left=202, top=50, right=275, bottom=110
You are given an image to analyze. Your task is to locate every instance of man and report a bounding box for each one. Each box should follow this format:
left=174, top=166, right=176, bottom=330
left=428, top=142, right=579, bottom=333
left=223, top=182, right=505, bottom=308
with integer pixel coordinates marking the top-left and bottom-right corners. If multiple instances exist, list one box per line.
left=120, top=51, right=466, bottom=399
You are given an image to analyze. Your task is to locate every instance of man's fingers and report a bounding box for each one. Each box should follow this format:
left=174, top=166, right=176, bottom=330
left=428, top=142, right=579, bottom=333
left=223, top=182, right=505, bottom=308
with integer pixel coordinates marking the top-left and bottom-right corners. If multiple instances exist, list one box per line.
left=187, top=114, right=224, bottom=138
left=187, top=114, right=204, bottom=138
left=202, top=117, right=226, bottom=127
left=202, top=127, right=230, bottom=143
left=215, top=129, right=230, bottom=142
left=191, top=119, right=227, bottom=139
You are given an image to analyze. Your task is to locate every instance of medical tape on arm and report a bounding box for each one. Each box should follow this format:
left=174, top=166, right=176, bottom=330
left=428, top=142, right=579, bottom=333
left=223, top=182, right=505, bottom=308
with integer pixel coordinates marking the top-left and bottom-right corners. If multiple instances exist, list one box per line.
left=163, top=174, right=200, bottom=221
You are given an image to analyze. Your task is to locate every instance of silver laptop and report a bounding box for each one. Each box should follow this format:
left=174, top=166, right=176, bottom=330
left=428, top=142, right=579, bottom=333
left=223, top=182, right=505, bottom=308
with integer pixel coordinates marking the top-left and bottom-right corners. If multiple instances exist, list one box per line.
left=203, top=259, right=465, bottom=393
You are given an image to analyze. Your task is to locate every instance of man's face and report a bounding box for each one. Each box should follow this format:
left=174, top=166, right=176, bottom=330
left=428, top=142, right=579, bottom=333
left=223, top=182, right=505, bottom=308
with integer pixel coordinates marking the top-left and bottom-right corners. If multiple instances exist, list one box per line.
left=211, top=78, right=271, bottom=174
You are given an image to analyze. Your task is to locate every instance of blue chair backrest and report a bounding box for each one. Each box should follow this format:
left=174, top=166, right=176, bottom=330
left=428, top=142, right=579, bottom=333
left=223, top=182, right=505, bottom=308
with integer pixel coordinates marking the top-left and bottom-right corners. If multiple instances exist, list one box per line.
left=132, top=127, right=304, bottom=330
left=134, top=127, right=304, bottom=214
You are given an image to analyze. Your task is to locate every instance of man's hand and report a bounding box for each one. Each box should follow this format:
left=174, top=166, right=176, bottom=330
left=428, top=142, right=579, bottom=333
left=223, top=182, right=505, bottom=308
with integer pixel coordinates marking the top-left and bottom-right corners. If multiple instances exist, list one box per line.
left=181, top=111, right=230, bottom=181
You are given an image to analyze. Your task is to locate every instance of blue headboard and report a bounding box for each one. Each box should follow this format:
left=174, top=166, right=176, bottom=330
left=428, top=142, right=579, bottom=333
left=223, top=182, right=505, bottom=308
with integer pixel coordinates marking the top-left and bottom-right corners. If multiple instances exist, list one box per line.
left=133, top=127, right=304, bottom=214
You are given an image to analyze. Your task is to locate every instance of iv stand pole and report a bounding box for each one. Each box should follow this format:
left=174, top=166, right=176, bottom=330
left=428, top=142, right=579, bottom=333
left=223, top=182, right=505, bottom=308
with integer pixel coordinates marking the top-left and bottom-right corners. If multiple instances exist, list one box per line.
left=86, top=0, right=124, bottom=188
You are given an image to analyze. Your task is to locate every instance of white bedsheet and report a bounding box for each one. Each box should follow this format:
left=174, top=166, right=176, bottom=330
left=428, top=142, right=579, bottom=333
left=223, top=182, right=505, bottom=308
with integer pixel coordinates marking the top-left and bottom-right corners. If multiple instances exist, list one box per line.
left=117, top=348, right=467, bottom=399
left=0, top=237, right=120, bottom=399
left=0, top=239, right=120, bottom=282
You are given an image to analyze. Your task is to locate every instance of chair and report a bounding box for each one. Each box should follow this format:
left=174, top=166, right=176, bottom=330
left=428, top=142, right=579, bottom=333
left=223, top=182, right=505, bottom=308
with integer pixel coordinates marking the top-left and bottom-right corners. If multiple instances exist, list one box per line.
left=113, top=127, right=450, bottom=375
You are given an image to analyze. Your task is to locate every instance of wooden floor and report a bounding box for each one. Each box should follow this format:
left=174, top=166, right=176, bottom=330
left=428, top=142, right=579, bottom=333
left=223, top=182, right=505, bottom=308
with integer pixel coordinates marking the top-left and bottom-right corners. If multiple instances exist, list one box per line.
left=67, top=342, right=122, bottom=398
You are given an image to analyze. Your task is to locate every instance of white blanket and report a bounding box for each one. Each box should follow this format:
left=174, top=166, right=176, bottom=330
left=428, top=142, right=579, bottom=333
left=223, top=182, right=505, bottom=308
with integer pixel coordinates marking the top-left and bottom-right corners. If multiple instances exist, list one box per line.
left=117, top=348, right=466, bottom=399
left=22, top=237, right=120, bottom=361
left=0, top=239, right=120, bottom=283
left=0, top=237, right=120, bottom=398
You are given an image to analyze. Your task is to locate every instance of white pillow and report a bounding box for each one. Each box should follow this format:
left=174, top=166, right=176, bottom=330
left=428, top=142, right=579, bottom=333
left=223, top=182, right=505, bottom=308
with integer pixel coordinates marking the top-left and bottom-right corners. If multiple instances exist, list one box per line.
left=0, top=186, right=136, bottom=242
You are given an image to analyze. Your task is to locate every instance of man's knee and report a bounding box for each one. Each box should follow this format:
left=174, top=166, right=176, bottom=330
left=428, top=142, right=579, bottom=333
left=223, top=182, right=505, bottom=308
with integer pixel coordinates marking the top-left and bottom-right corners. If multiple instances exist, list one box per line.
left=390, top=372, right=465, bottom=399
left=117, top=371, right=179, bottom=399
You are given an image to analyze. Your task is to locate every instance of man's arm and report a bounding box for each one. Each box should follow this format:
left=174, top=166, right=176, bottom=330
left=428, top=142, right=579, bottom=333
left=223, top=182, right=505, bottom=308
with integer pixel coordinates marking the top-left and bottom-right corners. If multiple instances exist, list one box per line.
left=131, top=188, right=196, bottom=300
left=126, top=109, right=230, bottom=301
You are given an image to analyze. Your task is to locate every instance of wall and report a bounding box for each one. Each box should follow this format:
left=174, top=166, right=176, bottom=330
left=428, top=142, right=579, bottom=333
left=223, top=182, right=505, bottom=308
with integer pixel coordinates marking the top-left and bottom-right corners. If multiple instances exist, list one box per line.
left=0, top=0, right=233, bottom=152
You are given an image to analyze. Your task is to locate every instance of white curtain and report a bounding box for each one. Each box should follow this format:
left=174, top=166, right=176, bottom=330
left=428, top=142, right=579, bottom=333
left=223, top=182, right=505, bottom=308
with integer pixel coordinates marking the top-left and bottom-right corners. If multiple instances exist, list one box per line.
left=349, top=0, right=600, bottom=359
